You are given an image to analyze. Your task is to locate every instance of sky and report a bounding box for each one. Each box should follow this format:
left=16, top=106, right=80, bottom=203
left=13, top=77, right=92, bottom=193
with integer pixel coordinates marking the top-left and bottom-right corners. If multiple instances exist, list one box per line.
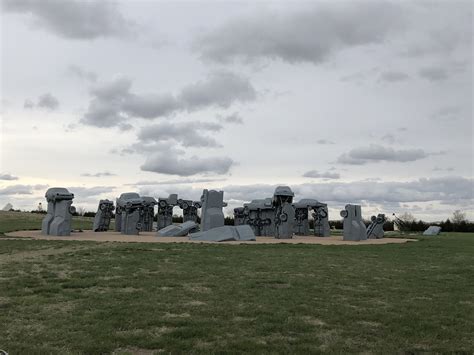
left=0, top=0, right=472, bottom=221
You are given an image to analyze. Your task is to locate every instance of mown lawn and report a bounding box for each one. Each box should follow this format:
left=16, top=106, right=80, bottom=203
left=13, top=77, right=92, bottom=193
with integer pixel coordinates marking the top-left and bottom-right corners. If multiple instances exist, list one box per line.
left=0, top=212, right=473, bottom=353
left=0, top=211, right=94, bottom=235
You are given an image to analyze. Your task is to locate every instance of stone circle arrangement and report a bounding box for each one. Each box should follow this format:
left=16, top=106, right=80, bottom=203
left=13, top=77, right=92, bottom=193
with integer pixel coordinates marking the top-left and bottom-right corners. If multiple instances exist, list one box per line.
left=41, top=186, right=393, bottom=242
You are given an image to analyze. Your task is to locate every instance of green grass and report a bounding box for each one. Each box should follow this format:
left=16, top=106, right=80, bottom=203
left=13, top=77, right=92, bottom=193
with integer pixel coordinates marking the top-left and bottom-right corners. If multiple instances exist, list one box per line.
left=0, top=211, right=94, bottom=235
left=0, top=212, right=473, bottom=353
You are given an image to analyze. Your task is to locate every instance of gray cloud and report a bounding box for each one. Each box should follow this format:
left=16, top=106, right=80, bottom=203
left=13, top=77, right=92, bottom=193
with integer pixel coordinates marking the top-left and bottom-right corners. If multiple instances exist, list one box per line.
left=24, top=93, right=60, bottom=110
left=23, top=99, right=34, bottom=109
left=68, top=65, right=97, bottom=82
left=69, top=186, right=116, bottom=198
left=2, top=0, right=133, bottom=39
left=179, top=72, right=256, bottom=109
left=381, top=134, right=396, bottom=144
left=302, top=170, right=340, bottom=179
left=137, top=121, right=223, bottom=148
left=37, top=93, right=59, bottom=110
left=222, top=176, right=473, bottom=207
left=194, top=3, right=405, bottom=64
left=126, top=177, right=227, bottom=186
left=418, top=66, right=448, bottom=81
left=217, top=112, right=244, bottom=125
left=402, top=3, right=472, bottom=60
left=81, top=72, right=256, bottom=128
left=316, top=139, right=335, bottom=145
left=0, top=173, right=19, bottom=181
left=0, top=184, right=48, bottom=196
left=81, top=172, right=116, bottom=177
left=379, top=71, right=410, bottom=83
left=430, top=106, right=462, bottom=122
left=141, top=150, right=234, bottom=176
left=337, top=144, right=430, bottom=165
left=432, top=166, right=454, bottom=172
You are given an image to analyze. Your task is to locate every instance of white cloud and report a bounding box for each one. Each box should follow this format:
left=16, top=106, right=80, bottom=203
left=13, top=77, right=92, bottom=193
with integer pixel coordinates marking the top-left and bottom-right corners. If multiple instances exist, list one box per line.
left=0, top=184, right=48, bottom=196
left=337, top=145, right=431, bottom=165
left=0, top=173, right=19, bottom=181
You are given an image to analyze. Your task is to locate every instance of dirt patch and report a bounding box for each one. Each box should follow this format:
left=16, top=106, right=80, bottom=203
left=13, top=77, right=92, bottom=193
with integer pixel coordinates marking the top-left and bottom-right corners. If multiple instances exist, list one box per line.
left=5, top=230, right=417, bottom=245
left=0, top=245, right=91, bottom=265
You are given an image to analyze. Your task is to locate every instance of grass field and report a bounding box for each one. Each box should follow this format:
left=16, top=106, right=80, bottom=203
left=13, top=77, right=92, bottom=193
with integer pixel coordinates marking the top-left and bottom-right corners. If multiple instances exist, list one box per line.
left=0, top=212, right=473, bottom=353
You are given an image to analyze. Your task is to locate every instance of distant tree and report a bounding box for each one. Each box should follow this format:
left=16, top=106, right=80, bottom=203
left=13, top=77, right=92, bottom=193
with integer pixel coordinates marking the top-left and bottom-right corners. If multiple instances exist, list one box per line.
left=83, top=212, right=96, bottom=218
left=383, top=220, right=394, bottom=232
left=451, top=210, right=468, bottom=232
left=452, top=210, right=467, bottom=225
left=440, top=218, right=453, bottom=232
left=224, top=216, right=234, bottom=225
left=172, top=215, right=183, bottom=223
left=393, top=212, right=415, bottom=232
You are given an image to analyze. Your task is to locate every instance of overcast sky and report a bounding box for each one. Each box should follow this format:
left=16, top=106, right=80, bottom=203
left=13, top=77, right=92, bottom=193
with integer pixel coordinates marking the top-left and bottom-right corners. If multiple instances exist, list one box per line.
left=0, top=0, right=472, bottom=221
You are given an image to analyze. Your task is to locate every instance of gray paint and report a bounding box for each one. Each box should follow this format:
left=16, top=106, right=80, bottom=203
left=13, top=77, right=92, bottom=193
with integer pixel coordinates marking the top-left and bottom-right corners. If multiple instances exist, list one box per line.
left=200, top=189, right=227, bottom=231
left=93, top=199, right=114, bottom=232
left=292, top=199, right=330, bottom=237
left=273, top=186, right=295, bottom=239
left=158, top=221, right=199, bottom=236
left=366, top=213, right=386, bottom=239
left=178, top=199, right=201, bottom=223
left=141, top=196, right=157, bottom=231
left=340, top=204, right=367, bottom=241
left=115, top=192, right=140, bottom=232
left=41, top=187, right=75, bottom=236
left=233, top=207, right=245, bottom=226
left=189, top=225, right=256, bottom=242
left=423, top=226, right=442, bottom=235
left=313, top=204, right=330, bottom=237
left=244, top=198, right=275, bottom=236
left=157, top=194, right=178, bottom=230
left=293, top=199, right=318, bottom=235
left=115, top=192, right=143, bottom=235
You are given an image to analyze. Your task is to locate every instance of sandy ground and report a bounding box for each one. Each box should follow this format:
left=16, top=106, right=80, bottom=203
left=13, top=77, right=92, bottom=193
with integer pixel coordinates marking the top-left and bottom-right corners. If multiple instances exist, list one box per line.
left=5, top=230, right=416, bottom=245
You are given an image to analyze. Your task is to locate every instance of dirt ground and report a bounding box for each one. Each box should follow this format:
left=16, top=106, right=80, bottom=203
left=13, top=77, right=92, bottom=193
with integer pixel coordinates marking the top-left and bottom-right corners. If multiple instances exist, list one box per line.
left=5, top=230, right=416, bottom=245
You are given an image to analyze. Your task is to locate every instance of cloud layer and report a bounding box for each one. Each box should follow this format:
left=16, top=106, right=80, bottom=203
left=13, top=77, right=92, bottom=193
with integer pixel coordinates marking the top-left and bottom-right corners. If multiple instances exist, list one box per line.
left=302, top=170, right=340, bottom=179
left=81, top=72, right=256, bottom=128
left=0, top=173, right=19, bottom=181
left=194, top=2, right=405, bottom=64
left=337, top=145, right=431, bottom=165
left=2, top=0, right=133, bottom=39
left=24, top=93, right=59, bottom=110
left=141, top=151, right=234, bottom=177
left=137, top=121, right=223, bottom=148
